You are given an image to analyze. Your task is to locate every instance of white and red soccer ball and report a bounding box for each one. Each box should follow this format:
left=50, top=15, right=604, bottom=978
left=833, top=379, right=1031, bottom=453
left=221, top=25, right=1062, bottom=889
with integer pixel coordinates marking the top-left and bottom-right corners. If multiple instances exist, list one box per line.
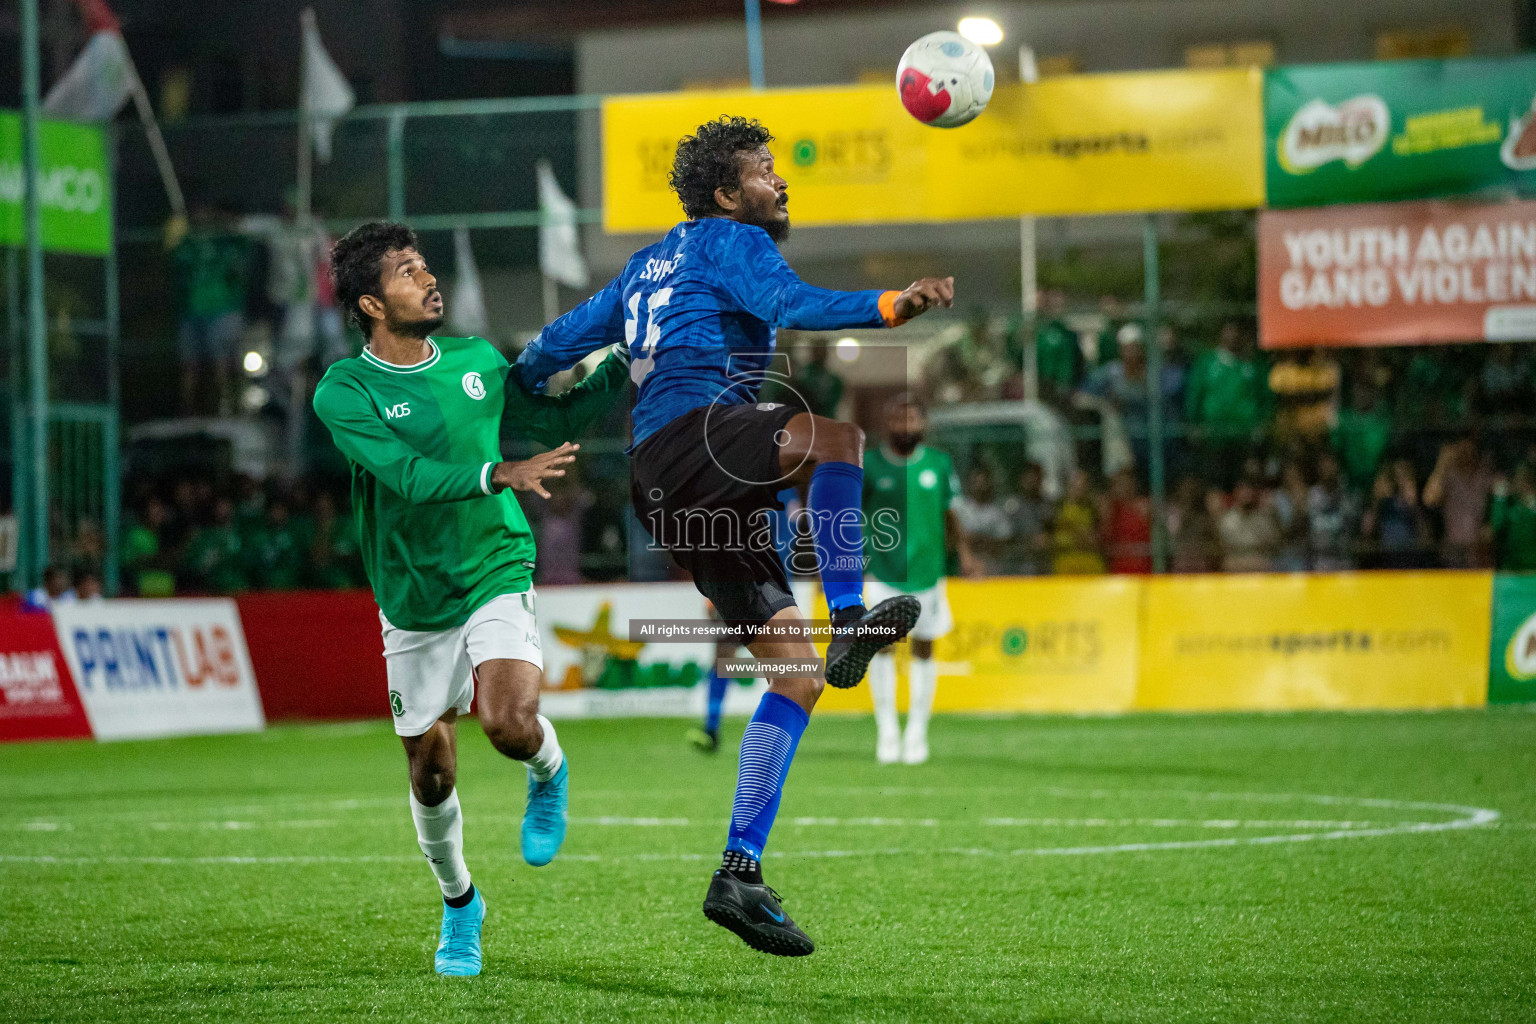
left=897, top=31, right=995, bottom=128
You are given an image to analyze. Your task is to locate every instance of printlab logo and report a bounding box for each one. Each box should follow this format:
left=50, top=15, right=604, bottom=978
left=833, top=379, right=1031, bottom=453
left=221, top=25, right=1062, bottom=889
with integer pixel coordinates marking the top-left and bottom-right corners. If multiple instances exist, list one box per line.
left=1505, top=611, right=1536, bottom=681
left=389, top=690, right=404, bottom=717
left=1278, top=95, right=1390, bottom=174
left=462, top=371, right=486, bottom=400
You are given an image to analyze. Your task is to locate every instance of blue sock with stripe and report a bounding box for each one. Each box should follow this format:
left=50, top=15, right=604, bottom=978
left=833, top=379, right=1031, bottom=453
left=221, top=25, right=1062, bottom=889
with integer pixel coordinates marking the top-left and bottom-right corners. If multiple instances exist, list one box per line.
left=703, top=667, right=729, bottom=735
left=723, top=691, right=810, bottom=880
left=808, top=460, right=865, bottom=612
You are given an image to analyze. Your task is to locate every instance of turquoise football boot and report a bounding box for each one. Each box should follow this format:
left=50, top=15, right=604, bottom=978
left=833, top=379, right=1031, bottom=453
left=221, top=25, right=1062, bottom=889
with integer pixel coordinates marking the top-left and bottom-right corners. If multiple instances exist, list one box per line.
left=521, top=761, right=568, bottom=866
left=434, top=888, right=485, bottom=977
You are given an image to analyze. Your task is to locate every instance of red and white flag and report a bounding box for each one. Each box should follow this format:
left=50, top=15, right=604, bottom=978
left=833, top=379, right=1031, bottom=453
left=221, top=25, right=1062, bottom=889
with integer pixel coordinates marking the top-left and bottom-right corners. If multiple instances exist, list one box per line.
left=42, top=0, right=133, bottom=121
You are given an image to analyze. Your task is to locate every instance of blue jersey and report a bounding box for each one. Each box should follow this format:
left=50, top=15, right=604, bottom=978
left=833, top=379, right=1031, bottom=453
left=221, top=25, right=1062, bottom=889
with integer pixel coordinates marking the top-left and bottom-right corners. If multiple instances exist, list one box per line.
left=515, top=218, right=893, bottom=445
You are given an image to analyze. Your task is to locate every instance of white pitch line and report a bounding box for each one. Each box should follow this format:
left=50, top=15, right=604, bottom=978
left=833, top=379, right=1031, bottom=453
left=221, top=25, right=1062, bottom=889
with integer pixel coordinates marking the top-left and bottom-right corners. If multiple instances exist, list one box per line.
left=92, top=815, right=1392, bottom=832
left=3, top=791, right=1502, bottom=868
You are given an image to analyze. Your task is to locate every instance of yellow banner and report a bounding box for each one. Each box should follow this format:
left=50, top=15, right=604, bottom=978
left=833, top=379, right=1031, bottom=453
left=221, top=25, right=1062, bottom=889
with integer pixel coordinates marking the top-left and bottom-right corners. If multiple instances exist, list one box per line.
left=815, top=577, right=1141, bottom=715
left=1136, top=572, right=1491, bottom=711
left=601, top=69, right=1263, bottom=232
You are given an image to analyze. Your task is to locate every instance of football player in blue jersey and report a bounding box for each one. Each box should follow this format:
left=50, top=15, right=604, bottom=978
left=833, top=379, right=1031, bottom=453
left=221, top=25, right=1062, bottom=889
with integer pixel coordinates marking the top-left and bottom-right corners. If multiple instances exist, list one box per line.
left=516, top=116, right=952, bottom=956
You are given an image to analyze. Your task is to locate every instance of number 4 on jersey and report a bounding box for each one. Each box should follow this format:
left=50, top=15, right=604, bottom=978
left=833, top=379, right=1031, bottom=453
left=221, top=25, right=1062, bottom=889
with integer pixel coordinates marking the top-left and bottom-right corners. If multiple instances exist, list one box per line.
left=625, top=287, right=672, bottom=385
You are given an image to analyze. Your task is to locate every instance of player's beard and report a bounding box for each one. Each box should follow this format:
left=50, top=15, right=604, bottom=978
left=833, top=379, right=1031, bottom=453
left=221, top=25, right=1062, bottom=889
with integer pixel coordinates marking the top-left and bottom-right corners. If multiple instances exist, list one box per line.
left=890, top=431, right=923, bottom=456
left=746, top=195, right=791, bottom=243
left=388, top=294, right=445, bottom=340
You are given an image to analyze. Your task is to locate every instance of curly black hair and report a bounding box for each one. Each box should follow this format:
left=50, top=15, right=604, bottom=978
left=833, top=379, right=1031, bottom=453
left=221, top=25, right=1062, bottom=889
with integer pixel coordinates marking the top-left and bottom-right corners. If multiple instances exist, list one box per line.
left=668, top=116, right=775, bottom=220
left=331, top=221, right=419, bottom=336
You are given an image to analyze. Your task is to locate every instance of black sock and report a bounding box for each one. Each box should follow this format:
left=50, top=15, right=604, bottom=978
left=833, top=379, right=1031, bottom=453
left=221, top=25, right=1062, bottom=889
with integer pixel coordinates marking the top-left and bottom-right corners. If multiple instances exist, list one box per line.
left=445, top=884, right=476, bottom=909
left=721, top=849, right=762, bottom=884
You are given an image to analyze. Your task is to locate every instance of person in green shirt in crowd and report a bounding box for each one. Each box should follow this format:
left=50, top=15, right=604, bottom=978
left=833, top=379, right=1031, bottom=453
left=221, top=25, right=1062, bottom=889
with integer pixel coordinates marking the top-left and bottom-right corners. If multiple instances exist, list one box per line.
left=1397, top=347, right=1470, bottom=429
left=245, top=497, right=307, bottom=590
left=1092, top=294, right=1126, bottom=369
left=1332, top=380, right=1393, bottom=492
left=182, top=496, right=249, bottom=593
left=122, top=496, right=176, bottom=597
left=1033, top=288, right=1081, bottom=404
left=307, top=489, right=363, bottom=588
left=1492, top=463, right=1536, bottom=572
left=1183, top=320, right=1268, bottom=487
left=172, top=199, right=252, bottom=415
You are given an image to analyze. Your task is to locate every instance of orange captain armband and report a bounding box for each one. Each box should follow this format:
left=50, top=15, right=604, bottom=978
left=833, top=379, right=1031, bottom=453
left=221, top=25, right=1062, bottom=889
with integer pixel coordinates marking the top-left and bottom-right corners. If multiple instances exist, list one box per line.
left=878, top=290, right=908, bottom=328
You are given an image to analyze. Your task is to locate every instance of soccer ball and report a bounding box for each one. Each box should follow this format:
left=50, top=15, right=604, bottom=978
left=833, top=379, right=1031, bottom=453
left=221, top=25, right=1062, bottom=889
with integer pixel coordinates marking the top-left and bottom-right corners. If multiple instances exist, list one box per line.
left=896, top=31, right=995, bottom=128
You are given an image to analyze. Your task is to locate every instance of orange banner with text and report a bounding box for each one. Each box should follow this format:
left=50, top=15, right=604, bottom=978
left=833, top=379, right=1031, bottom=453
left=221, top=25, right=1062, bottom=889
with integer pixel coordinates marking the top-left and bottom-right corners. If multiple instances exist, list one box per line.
left=1259, top=199, right=1536, bottom=349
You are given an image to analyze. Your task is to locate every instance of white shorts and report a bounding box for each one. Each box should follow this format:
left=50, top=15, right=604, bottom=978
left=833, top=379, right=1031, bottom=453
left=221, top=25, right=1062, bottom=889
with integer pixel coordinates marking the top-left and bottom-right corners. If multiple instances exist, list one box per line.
left=865, top=578, right=952, bottom=643
left=379, top=590, right=544, bottom=737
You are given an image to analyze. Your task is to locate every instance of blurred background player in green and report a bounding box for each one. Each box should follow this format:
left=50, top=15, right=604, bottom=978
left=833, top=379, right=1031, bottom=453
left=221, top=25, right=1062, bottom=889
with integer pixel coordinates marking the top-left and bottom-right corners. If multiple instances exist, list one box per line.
left=862, top=394, right=969, bottom=764
left=313, top=222, right=628, bottom=977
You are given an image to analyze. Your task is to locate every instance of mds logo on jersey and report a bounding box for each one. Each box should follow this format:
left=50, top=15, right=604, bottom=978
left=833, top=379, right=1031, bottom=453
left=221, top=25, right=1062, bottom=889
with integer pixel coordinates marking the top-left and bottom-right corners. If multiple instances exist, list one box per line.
left=384, top=402, right=411, bottom=419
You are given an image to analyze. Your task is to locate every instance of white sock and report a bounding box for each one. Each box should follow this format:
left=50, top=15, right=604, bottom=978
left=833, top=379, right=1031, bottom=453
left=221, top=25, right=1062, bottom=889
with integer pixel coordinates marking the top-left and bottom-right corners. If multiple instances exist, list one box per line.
left=869, top=653, right=900, bottom=744
left=905, top=657, right=937, bottom=745
left=409, top=788, right=472, bottom=900
left=523, top=713, right=564, bottom=782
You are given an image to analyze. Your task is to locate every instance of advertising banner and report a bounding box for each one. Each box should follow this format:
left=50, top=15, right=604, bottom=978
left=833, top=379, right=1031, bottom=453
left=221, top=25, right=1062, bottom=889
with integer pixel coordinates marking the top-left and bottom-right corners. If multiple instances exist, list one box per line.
left=1265, top=57, right=1536, bottom=209
left=1488, top=574, right=1536, bottom=703
left=537, top=581, right=716, bottom=690
left=815, top=577, right=1142, bottom=714
left=0, top=111, right=113, bottom=256
left=603, top=69, right=1263, bottom=231
left=1137, top=571, right=1491, bottom=711
left=51, top=599, right=265, bottom=741
left=0, top=607, right=91, bottom=742
left=1259, top=198, right=1536, bottom=348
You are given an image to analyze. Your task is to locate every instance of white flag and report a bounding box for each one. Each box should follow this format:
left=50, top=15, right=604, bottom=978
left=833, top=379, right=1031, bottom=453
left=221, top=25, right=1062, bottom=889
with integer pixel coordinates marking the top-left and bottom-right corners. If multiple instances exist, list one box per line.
left=537, top=160, right=589, bottom=289
left=451, top=227, right=490, bottom=339
left=300, top=9, right=354, bottom=163
left=43, top=31, right=133, bottom=121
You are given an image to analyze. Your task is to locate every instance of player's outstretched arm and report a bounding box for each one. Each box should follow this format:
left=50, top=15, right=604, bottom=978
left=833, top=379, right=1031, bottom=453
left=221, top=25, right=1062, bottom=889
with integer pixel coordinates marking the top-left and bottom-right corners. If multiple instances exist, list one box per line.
left=514, top=275, right=627, bottom=392
left=491, top=443, right=579, bottom=500
left=505, top=344, right=630, bottom=448
left=720, top=226, right=953, bottom=331
left=314, top=378, right=505, bottom=504
left=889, top=276, right=955, bottom=323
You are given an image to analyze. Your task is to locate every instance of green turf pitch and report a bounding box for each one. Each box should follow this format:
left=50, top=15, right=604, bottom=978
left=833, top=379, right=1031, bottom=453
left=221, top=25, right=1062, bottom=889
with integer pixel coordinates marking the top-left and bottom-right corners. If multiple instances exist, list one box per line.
left=2, top=710, right=1535, bottom=1023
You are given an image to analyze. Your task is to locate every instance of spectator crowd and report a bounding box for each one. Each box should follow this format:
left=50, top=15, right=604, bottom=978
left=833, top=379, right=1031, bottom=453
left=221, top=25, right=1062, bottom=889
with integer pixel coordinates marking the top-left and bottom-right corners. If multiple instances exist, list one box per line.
left=924, top=297, right=1536, bottom=575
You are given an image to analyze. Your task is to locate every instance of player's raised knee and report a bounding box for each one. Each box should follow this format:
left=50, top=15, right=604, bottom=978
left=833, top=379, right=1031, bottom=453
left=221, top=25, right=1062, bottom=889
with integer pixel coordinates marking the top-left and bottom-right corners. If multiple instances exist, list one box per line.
left=482, top=713, right=543, bottom=761
left=813, top=419, right=864, bottom=466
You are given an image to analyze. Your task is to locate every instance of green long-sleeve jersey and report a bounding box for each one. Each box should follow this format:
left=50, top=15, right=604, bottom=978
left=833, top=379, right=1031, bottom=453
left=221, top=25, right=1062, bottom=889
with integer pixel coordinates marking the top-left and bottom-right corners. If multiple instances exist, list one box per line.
left=313, top=336, right=627, bottom=631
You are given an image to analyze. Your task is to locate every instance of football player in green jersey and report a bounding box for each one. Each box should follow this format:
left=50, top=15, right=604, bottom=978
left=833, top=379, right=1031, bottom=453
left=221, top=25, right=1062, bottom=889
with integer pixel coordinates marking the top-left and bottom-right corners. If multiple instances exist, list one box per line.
left=314, top=222, right=627, bottom=976
left=862, top=394, right=969, bottom=765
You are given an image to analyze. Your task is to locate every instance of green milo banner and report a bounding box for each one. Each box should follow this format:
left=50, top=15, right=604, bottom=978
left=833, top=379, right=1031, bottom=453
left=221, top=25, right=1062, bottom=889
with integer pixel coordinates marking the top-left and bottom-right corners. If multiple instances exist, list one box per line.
left=0, top=111, right=112, bottom=256
left=1265, top=57, right=1536, bottom=209
left=1489, top=574, right=1536, bottom=704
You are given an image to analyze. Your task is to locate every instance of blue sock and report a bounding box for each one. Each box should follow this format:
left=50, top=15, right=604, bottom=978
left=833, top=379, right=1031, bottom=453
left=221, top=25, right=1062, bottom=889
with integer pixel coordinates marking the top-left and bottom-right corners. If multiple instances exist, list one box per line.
left=808, top=461, right=864, bottom=612
left=703, top=668, right=729, bottom=735
left=725, top=691, right=810, bottom=862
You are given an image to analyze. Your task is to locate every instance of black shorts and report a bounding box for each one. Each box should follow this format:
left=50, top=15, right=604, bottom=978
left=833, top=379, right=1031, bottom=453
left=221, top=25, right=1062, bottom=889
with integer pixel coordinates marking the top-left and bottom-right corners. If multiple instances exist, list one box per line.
left=631, top=402, right=802, bottom=642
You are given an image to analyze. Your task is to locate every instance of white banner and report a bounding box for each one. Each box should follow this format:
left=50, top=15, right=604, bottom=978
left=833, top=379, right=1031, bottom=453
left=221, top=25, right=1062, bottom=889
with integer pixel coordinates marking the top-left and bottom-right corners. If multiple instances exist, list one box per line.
left=51, top=599, right=265, bottom=741
left=536, top=580, right=819, bottom=691
left=537, top=582, right=713, bottom=689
